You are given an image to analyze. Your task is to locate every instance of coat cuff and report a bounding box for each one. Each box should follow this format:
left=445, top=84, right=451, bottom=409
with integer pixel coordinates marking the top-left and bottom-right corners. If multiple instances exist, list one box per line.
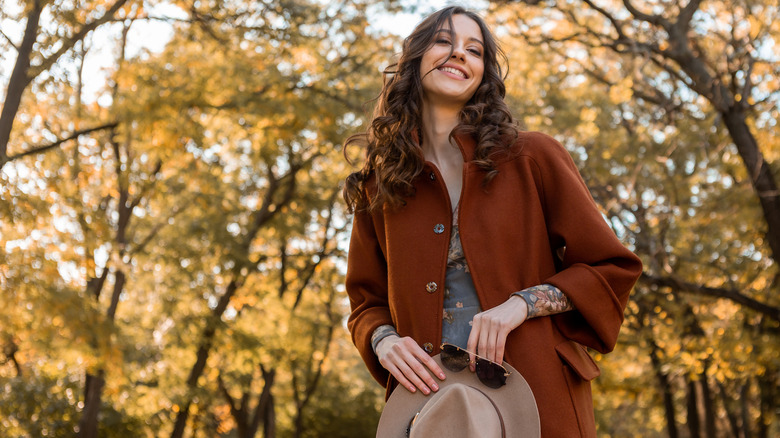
left=545, top=263, right=625, bottom=353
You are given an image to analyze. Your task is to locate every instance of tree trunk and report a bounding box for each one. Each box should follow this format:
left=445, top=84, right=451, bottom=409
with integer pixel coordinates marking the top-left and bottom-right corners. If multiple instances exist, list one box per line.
left=700, top=371, right=716, bottom=438
left=721, top=109, right=780, bottom=263
left=170, top=278, right=242, bottom=438
left=757, top=374, right=773, bottom=438
left=718, top=381, right=743, bottom=438
left=686, top=378, right=702, bottom=438
left=78, top=270, right=127, bottom=437
left=263, top=393, right=276, bottom=438
left=170, top=341, right=211, bottom=438
left=77, top=371, right=105, bottom=438
left=0, top=0, right=42, bottom=166
left=650, top=350, right=679, bottom=438
left=741, top=383, right=753, bottom=438
left=247, top=367, right=276, bottom=438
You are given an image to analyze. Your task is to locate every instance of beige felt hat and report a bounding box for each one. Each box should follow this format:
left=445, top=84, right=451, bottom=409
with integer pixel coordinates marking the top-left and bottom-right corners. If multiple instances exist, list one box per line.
left=376, top=354, right=540, bottom=438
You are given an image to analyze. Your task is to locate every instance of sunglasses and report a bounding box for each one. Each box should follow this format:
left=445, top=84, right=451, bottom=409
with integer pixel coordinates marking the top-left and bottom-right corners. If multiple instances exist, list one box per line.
left=439, top=343, right=510, bottom=389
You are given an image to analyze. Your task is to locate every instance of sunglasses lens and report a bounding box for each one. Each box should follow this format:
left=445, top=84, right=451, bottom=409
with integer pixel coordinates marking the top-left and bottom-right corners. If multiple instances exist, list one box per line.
left=475, top=359, right=507, bottom=389
left=440, top=344, right=469, bottom=372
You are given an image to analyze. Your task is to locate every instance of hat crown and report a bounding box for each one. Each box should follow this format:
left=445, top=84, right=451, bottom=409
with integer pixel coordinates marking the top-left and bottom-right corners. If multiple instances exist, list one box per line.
left=376, top=354, right=540, bottom=438
left=409, top=384, right=502, bottom=438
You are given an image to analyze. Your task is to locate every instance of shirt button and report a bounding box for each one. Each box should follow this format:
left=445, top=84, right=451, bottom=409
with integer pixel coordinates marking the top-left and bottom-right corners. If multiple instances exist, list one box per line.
left=423, top=342, right=434, bottom=353
left=425, top=282, right=438, bottom=293
left=429, top=172, right=435, bottom=181
left=433, top=224, right=445, bottom=234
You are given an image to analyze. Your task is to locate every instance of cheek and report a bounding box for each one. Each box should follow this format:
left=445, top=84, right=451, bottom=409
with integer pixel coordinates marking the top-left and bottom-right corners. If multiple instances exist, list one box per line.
left=473, top=68, right=485, bottom=88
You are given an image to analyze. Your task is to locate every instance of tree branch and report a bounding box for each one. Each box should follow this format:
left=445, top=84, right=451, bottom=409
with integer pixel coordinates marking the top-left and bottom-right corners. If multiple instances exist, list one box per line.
left=29, top=0, right=131, bottom=80
left=0, top=0, right=42, bottom=164
left=622, top=0, right=669, bottom=27
left=5, top=122, right=119, bottom=162
left=0, top=27, right=19, bottom=51
left=677, top=0, right=703, bottom=34
left=640, top=273, right=780, bottom=322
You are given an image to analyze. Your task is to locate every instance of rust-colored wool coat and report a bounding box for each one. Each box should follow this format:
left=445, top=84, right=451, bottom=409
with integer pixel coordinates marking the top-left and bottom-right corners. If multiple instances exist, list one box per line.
left=346, top=131, right=643, bottom=437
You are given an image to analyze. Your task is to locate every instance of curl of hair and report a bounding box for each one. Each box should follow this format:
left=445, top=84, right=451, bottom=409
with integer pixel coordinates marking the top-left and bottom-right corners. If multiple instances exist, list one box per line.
left=343, top=6, right=517, bottom=213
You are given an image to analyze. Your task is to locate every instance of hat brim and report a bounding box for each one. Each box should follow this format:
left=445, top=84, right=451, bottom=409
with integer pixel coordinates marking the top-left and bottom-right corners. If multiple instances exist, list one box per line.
left=376, top=354, right=540, bottom=438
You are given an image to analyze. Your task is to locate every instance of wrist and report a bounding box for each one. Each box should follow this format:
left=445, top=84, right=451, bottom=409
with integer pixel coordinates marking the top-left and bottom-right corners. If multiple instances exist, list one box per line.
left=376, top=334, right=400, bottom=352
left=510, top=292, right=531, bottom=316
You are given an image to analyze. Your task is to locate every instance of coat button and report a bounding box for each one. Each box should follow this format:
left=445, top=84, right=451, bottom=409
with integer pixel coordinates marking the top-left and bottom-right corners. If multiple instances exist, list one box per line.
left=423, top=342, right=434, bottom=353
left=429, top=172, right=435, bottom=180
left=433, top=224, right=445, bottom=234
left=425, top=282, right=438, bottom=293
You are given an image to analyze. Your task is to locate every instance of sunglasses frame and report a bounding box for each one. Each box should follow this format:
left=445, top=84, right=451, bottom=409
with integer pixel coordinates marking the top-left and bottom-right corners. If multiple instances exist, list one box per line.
left=439, top=343, right=511, bottom=388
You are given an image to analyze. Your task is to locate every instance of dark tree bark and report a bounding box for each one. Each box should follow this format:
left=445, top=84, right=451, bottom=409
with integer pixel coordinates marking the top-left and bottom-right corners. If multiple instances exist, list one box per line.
left=0, top=0, right=42, bottom=166
left=741, top=383, right=753, bottom=438
left=218, top=366, right=276, bottom=438
left=700, top=367, right=717, bottom=438
left=686, top=378, right=702, bottom=438
left=717, top=381, right=743, bottom=438
left=650, top=347, right=679, bottom=438
left=78, top=370, right=106, bottom=438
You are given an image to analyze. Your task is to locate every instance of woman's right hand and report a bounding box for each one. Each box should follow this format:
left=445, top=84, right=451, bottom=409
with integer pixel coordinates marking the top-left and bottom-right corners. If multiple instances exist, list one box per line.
left=375, top=335, right=446, bottom=395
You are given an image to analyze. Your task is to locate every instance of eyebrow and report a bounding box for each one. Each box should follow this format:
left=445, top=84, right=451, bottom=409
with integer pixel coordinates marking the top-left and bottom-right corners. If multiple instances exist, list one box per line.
left=435, top=29, right=485, bottom=46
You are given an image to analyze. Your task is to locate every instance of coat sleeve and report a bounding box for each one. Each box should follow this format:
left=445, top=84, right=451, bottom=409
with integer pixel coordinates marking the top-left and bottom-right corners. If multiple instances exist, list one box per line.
left=345, top=207, right=393, bottom=386
left=529, top=132, right=643, bottom=353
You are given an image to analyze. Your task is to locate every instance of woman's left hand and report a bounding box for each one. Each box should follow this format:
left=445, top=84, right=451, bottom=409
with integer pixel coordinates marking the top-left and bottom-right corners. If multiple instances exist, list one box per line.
left=466, top=295, right=528, bottom=369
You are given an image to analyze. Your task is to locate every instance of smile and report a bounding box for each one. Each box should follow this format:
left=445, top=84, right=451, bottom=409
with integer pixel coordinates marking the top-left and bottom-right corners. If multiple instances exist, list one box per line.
left=438, top=66, right=467, bottom=79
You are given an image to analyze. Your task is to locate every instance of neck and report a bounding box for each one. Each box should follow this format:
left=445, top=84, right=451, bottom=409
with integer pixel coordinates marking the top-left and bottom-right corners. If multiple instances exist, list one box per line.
left=420, top=102, right=461, bottom=158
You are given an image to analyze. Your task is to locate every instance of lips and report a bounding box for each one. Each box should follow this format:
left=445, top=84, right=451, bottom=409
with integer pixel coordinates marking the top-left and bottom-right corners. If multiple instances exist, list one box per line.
left=438, top=64, right=468, bottom=79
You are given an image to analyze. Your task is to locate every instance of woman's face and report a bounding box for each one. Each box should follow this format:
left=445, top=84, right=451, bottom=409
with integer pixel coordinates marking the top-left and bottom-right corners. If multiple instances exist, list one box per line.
left=420, top=14, right=485, bottom=109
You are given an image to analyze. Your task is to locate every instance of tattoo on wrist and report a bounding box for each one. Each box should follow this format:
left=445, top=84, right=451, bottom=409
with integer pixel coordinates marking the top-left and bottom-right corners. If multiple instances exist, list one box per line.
left=513, top=284, right=573, bottom=319
left=371, top=324, right=399, bottom=353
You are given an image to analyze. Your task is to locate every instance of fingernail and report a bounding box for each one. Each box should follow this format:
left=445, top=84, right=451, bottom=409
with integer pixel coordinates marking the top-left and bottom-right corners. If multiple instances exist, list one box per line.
left=422, top=387, right=430, bottom=395
left=432, top=383, right=439, bottom=391
left=439, top=373, right=446, bottom=379
left=409, top=386, right=416, bottom=393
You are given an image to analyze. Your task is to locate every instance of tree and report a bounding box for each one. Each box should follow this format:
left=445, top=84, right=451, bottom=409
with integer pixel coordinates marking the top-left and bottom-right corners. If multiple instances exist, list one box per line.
left=504, top=0, right=780, bottom=262
left=0, top=0, right=136, bottom=169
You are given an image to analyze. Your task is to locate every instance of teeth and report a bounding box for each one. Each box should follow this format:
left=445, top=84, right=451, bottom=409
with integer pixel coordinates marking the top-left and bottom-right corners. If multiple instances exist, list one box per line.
left=439, top=66, right=466, bottom=78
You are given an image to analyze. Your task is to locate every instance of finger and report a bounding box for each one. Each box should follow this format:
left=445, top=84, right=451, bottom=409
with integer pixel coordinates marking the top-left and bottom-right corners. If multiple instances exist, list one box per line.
left=418, top=351, right=447, bottom=382
left=494, top=326, right=508, bottom=364
left=477, top=314, right=490, bottom=362
left=409, top=351, right=443, bottom=391
left=396, top=354, right=433, bottom=395
left=394, top=339, right=438, bottom=394
left=482, top=316, right=498, bottom=363
left=467, top=314, right=481, bottom=372
left=384, top=362, right=418, bottom=394
left=488, top=323, right=503, bottom=363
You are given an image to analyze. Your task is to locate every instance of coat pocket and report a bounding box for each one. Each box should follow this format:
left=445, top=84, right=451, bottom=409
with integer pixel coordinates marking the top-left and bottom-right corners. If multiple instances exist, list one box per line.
left=555, top=339, right=601, bottom=381
left=556, top=339, right=599, bottom=437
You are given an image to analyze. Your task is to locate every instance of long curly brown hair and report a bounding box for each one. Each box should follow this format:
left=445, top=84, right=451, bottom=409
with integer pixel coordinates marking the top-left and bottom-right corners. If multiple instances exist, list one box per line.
left=343, top=6, right=518, bottom=213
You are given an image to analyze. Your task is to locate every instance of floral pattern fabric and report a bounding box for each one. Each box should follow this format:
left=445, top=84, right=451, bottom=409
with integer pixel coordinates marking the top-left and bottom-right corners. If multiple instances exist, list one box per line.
left=441, top=205, right=482, bottom=349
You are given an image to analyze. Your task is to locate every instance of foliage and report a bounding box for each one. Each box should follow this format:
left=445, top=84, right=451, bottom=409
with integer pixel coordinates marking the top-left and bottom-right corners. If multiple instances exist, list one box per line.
left=1, top=0, right=777, bottom=437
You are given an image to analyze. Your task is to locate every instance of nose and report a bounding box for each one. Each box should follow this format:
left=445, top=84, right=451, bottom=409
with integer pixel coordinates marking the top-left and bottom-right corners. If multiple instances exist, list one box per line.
left=450, top=45, right=466, bottom=62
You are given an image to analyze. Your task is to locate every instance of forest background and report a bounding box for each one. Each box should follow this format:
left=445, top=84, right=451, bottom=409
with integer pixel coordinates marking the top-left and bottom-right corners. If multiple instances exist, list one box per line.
left=0, top=0, right=778, bottom=437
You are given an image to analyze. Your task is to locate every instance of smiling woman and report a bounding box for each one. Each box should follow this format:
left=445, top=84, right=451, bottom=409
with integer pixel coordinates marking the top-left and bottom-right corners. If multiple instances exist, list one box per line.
left=342, top=5, right=643, bottom=438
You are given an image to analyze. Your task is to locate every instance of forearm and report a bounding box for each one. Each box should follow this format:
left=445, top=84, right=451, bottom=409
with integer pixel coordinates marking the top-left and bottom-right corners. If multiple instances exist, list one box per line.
left=512, top=284, right=574, bottom=318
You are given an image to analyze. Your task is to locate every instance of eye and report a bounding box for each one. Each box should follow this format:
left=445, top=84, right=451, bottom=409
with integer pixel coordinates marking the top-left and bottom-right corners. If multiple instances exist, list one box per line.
left=436, top=38, right=451, bottom=45
left=468, top=48, right=482, bottom=57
